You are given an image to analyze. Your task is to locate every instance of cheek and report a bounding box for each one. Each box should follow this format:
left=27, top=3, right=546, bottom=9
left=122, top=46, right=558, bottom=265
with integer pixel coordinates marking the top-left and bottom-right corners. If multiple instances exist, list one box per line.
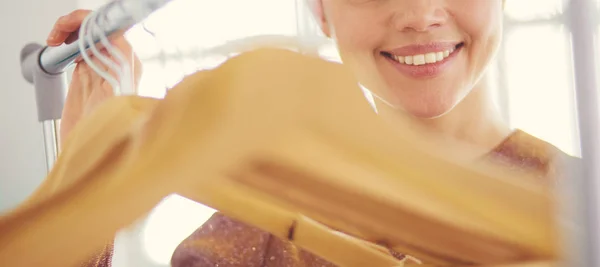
left=453, top=0, right=503, bottom=35
left=327, top=11, right=390, bottom=90
left=334, top=30, right=389, bottom=102
left=331, top=19, right=383, bottom=55
left=324, top=4, right=388, bottom=56
left=454, top=1, right=503, bottom=80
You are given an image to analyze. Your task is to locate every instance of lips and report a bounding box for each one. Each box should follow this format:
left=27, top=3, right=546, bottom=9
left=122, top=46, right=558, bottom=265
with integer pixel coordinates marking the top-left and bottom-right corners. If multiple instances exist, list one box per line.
left=381, top=42, right=464, bottom=78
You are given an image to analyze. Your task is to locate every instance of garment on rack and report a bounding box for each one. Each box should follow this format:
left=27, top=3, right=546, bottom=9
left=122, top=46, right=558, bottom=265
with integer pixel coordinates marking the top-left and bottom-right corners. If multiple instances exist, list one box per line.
left=0, top=48, right=561, bottom=267
left=168, top=129, right=568, bottom=267
left=30, top=95, right=159, bottom=267
left=67, top=47, right=568, bottom=267
left=80, top=128, right=567, bottom=267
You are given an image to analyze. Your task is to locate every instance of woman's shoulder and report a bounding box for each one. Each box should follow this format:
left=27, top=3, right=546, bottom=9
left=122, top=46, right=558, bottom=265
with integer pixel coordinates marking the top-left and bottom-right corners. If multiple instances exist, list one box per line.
left=487, top=129, right=577, bottom=180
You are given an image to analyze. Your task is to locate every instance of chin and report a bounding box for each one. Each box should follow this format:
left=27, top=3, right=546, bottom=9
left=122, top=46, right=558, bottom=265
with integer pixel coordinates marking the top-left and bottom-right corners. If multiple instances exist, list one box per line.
left=407, top=108, right=451, bottom=119
left=401, top=101, right=457, bottom=119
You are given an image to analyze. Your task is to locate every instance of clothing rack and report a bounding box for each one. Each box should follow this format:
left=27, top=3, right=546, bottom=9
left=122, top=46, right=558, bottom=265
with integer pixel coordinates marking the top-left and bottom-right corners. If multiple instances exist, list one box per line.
left=19, top=0, right=172, bottom=172
left=17, top=0, right=600, bottom=266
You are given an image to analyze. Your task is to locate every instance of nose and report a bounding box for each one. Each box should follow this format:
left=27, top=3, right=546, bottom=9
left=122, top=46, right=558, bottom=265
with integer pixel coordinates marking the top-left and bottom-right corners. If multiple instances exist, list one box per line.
left=392, top=1, right=448, bottom=32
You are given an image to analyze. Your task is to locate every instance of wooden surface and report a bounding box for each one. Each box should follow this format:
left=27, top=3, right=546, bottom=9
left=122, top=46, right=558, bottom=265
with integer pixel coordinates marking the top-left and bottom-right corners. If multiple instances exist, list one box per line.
left=0, top=48, right=560, bottom=267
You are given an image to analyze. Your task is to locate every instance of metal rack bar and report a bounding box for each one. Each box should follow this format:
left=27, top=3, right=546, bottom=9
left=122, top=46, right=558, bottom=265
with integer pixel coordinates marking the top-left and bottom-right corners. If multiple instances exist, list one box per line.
left=19, top=0, right=172, bottom=173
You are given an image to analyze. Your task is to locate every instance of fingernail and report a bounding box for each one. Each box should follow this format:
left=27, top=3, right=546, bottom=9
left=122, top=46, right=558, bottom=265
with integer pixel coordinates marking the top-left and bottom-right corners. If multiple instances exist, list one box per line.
left=47, top=30, right=57, bottom=40
left=57, top=15, right=69, bottom=24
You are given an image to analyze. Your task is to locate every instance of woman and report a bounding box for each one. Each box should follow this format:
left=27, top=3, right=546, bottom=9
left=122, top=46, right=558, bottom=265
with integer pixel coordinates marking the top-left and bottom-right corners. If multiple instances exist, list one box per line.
left=47, top=0, right=566, bottom=266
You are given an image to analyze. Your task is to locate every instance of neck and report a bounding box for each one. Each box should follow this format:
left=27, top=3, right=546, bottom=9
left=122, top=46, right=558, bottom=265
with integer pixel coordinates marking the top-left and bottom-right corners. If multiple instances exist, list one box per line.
left=375, top=77, right=513, bottom=159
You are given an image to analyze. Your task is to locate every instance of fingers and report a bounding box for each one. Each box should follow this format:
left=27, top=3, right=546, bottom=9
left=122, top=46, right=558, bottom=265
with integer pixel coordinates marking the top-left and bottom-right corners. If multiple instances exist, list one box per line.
left=53, top=10, right=144, bottom=92
left=76, top=37, right=138, bottom=71
left=75, top=47, right=142, bottom=91
left=64, top=32, right=81, bottom=45
left=47, top=9, right=91, bottom=46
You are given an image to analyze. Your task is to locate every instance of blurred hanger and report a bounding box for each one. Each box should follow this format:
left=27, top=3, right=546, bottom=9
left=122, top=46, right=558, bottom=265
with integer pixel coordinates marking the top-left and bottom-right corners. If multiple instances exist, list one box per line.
left=0, top=47, right=559, bottom=267
left=77, top=4, right=135, bottom=96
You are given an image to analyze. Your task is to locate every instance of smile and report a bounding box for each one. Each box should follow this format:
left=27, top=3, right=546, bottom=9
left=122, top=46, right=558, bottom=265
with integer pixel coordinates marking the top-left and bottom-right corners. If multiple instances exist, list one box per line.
left=381, top=42, right=464, bottom=78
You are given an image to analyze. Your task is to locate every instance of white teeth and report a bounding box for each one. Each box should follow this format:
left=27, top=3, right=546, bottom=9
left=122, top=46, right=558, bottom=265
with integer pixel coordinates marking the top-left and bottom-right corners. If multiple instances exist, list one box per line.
left=436, top=52, right=444, bottom=61
left=395, top=55, right=405, bottom=64
left=413, top=54, right=425, bottom=65
left=392, top=48, right=456, bottom=66
left=424, top=53, right=437, bottom=64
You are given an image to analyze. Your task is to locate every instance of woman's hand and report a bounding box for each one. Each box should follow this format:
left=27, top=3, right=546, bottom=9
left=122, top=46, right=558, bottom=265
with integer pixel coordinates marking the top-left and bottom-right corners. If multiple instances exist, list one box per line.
left=47, top=9, right=143, bottom=145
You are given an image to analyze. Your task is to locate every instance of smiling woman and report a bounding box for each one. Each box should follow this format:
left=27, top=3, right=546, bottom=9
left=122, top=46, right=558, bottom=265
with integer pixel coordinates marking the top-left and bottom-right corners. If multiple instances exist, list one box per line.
left=165, top=0, right=568, bottom=266
left=309, top=0, right=505, bottom=122
left=64, top=0, right=582, bottom=266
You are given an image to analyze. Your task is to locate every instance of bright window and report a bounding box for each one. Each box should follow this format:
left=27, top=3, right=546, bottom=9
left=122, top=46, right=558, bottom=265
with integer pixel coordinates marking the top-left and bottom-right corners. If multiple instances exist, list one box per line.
left=500, top=0, right=582, bottom=157
left=504, top=0, right=566, bottom=20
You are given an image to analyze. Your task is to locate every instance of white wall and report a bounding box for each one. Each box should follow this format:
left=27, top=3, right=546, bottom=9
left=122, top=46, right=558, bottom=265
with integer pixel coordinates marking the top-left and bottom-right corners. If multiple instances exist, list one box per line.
left=0, top=0, right=78, bottom=212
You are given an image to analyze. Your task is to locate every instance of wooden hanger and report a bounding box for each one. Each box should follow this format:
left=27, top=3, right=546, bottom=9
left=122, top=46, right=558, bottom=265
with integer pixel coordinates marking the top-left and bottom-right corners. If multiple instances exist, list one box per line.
left=0, top=48, right=560, bottom=267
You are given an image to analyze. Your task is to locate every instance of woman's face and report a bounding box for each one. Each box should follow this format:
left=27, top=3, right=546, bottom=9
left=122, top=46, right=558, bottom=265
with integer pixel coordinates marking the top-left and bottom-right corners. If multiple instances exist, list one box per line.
left=314, top=0, right=504, bottom=118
